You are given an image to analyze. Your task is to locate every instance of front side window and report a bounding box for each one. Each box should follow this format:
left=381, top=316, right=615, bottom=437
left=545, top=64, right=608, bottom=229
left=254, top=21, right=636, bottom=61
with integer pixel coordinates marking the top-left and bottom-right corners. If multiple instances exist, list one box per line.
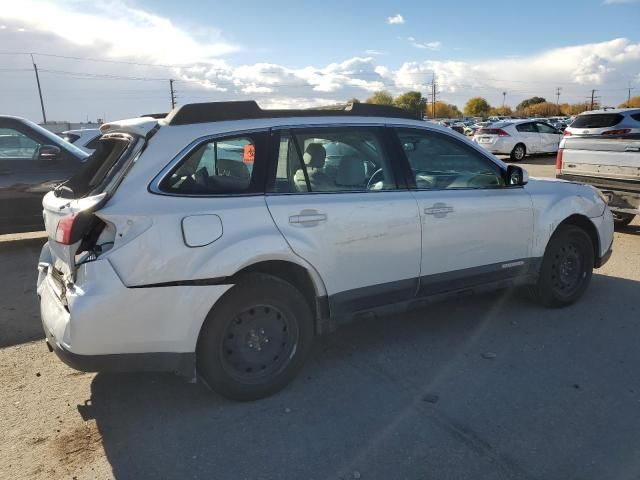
left=271, top=128, right=396, bottom=193
left=0, top=128, right=41, bottom=159
left=396, top=128, right=505, bottom=189
left=160, top=135, right=257, bottom=195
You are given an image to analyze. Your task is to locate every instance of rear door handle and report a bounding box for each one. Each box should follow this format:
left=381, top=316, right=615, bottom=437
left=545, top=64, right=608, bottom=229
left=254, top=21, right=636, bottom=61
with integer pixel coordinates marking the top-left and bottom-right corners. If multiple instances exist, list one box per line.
left=625, top=146, right=640, bottom=152
left=289, top=211, right=327, bottom=225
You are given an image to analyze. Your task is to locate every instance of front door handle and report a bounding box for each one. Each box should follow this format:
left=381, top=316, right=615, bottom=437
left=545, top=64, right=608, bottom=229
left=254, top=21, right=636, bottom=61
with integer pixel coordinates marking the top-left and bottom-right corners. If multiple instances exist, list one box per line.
left=0, top=169, right=12, bottom=176
left=289, top=210, right=327, bottom=225
left=424, top=203, right=454, bottom=217
left=625, top=146, right=640, bottom=152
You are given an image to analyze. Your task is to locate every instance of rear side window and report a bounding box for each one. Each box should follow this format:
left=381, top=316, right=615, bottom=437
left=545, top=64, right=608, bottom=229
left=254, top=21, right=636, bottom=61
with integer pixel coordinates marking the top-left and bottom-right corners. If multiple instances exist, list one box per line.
left=61, top=133, right=80, bottom=144
left=270, top=128, right=397, bottom=193
left=631, top=113, right=640, bottom=122
left=571, top=114, right=623, bottom=128
left=516, top=123, right=536, bottom=133
left=160, top=134, right=261, bottom=195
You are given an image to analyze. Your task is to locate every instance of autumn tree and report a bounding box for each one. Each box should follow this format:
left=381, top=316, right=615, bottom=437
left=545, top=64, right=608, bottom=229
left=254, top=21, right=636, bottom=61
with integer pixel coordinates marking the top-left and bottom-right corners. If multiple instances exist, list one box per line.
left=516, top=96, right=546, bottom=112
left=346, top=97, right=361, bottom=104
left=365, top=91, right=394, bottom=105
left=464, top=97, right=491, bottom=117
left=429, top=101, right=462, bottom=118
left=619, top=96, right=640, bottom=108
left=563, top=102, right=591, bottom=115
left=526, top=102, right=563, bottom=117
left=489, top=106, right=513, bottom=116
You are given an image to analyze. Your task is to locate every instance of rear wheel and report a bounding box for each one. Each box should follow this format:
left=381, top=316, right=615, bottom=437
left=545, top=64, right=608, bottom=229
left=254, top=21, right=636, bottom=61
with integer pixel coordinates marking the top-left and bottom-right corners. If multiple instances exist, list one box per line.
left=529, top=225, right=594, bottom=308
left=612, top=212, right=635, bottom=229
left=197, top=273, right=314, bottom=401
left=510, top=143, right=526, bottom=161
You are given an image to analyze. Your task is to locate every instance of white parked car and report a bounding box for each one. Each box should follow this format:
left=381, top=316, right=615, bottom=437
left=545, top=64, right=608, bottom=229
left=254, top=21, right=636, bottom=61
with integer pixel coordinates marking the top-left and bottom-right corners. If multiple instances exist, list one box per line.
left=564, top=108, right=640, bottom=136
left=473, top=120, right=563, bottom=161
left=59, top=128, right=101, bottom=153
left=37, top=101, right=614, bottom=400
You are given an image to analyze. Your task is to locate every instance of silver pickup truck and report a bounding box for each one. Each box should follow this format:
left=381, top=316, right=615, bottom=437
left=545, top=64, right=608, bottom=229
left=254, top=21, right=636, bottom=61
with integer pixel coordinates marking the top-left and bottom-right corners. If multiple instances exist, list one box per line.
left=557, top=134, right=640, bottom=228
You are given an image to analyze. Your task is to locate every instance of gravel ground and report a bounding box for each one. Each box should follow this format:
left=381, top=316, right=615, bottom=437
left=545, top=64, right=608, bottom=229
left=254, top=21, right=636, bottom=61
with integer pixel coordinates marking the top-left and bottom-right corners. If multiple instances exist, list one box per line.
left=2, top=156, right=640, bottom=480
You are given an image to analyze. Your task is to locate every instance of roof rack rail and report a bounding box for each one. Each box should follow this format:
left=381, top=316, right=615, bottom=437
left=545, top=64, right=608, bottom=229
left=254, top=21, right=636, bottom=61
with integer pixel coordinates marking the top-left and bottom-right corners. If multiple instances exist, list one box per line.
left=141, top=112, right=168, bottom=119
left=164, top=101, right=419, bottom=126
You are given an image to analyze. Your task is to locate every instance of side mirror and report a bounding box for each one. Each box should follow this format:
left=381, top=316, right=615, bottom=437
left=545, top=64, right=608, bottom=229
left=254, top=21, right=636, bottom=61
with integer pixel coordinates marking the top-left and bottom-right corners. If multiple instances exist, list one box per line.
left=506, top=165, right=528, bottom=186
left=38, top=144, right=61, bottom=160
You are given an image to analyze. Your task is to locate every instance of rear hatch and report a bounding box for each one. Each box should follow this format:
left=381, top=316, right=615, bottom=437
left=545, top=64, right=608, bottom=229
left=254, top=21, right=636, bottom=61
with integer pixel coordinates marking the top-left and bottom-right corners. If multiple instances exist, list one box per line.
left=42, top=122, right=154, bottom=282
left=474, top=124, right=511, bottom=145
left=567, top=113, right=623, bottom=135
left=560, top=135, right=640, bottom=182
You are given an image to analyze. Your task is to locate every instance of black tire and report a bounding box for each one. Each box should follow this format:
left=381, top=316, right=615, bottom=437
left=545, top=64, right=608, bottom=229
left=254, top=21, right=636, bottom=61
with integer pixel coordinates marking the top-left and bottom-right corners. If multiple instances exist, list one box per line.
left=197, top=273, right=314, bottom=401
left=529, top=225, right=594, bottom=308
left=510, top=143, right=526, bottom=162
left=612, top=212, right=635, bottom=229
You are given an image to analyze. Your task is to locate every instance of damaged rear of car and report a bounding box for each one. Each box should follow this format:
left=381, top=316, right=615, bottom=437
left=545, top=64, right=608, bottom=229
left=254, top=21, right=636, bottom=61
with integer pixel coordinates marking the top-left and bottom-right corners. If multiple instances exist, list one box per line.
left=35, top=118, right=198, bottom=375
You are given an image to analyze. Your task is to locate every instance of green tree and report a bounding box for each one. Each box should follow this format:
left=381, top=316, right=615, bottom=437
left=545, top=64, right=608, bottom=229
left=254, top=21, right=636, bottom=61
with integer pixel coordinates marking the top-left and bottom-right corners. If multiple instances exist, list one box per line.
left=464, top=97, right=491, bottom=117
left=516, top=96, right=546, bottom=112
left=394, top=91, right=427, bottom=117
left=347, top=97, right=361, bottom=104
left=619, top=96, right=640, bottom=108
left=365, top=91, right=394, bottom=105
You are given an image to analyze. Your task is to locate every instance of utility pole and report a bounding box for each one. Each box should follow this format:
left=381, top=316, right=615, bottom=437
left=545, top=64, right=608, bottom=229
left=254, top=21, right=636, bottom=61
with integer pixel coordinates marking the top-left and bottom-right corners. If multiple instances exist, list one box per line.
left=589, top=89, right=597, bottom=110
left=627, top=83, right=634, bottom=107
left=431, top=73, right=436, bottom=119
left=30, top=54, right=47, bottom=123
left=555, top=87, right=562, bottom=106
left=169, top=79, right=176, bottom=109
left=502, top=91, right=506, bottom=108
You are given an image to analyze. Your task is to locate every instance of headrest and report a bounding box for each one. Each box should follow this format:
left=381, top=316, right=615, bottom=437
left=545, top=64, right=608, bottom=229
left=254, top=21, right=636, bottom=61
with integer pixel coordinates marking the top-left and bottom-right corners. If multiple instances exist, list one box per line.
left=303, top=143, right=326, bottom=168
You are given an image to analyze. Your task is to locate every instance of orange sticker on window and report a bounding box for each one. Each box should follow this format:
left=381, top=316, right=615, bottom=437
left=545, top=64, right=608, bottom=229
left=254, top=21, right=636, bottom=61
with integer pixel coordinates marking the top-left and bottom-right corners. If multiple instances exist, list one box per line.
left=243, top=144, right=255, bottom=163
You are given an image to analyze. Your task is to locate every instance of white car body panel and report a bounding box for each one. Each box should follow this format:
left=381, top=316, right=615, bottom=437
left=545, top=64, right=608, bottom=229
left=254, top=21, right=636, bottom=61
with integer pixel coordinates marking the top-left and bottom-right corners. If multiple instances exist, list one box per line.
left=37, top=112, right=614, bottom=370
left=413, top=188, right=534, bottom=277
left=266, top=191, right=421, bottom=309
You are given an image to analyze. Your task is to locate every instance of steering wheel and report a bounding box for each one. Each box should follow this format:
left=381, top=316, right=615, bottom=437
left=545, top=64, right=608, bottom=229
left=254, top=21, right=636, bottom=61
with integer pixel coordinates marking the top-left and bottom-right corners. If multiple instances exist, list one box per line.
left=366, top=168, right=384, bottom=190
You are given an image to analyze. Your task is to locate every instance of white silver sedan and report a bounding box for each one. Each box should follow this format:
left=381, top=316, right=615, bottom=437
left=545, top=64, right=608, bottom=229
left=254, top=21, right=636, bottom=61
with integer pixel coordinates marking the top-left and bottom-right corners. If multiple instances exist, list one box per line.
left=473, top=120, right=562, bottom=161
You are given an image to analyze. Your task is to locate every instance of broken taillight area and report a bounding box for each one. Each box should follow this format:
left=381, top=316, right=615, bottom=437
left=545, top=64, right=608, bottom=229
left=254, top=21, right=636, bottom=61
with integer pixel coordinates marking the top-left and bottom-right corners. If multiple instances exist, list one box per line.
left=55, top=215, right=77, bottom=245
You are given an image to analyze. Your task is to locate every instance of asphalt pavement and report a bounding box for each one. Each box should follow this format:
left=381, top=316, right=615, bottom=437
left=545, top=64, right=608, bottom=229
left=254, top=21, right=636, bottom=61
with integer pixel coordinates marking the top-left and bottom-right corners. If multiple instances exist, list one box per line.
left=2, top=155, right=640, bottom=480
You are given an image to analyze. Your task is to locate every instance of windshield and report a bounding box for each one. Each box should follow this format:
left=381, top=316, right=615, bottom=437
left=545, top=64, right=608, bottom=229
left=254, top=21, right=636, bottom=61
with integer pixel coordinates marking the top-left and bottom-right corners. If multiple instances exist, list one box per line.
left=19, top=117, right=89, bottom=158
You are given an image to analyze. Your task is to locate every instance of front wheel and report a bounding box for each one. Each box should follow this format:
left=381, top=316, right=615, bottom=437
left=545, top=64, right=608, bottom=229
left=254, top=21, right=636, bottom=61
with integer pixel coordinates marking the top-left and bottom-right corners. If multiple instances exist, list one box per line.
left=197, top=273, right=314, bottom=401
left=510, top=143, right=526, bottom=162
left=529, top=225, right=594, bottom=308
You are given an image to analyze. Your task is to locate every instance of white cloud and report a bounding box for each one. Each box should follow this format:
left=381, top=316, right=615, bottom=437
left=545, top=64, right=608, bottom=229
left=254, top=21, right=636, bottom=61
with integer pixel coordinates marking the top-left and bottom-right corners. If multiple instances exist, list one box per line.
left=365, top=49, right=387, bottom=56
left=411, top=40, right=442, bottom=50
left=1, top=0, right=239, bottom=65
left=0, top=1, right=638, bottom=121
left=387, top=14, right=405, bottom=25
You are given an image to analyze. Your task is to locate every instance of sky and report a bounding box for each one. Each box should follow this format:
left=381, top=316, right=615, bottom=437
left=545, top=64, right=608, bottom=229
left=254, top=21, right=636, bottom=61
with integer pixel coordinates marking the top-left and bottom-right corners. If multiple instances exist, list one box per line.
left=0, top=0, right=639, bottom=122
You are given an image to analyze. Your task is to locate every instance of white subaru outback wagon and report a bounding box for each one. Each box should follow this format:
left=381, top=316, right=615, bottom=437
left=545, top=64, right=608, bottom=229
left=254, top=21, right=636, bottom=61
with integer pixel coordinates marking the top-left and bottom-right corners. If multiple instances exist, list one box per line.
left=37, top=101, right=614, bottom=401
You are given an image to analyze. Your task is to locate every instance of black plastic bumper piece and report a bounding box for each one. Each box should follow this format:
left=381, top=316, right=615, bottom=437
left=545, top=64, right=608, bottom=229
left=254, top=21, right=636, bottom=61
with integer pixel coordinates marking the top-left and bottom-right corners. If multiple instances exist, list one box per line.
left=43, top=325, right=195, bottom=378
left=595, top=244, right=613, bottom=269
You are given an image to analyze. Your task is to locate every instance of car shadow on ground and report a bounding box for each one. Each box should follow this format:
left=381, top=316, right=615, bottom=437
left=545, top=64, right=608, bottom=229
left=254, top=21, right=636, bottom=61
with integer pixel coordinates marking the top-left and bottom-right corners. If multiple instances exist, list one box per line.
left=78, top=273, right=640, bottom=480
left=0, top=237, right=45, bottom=348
